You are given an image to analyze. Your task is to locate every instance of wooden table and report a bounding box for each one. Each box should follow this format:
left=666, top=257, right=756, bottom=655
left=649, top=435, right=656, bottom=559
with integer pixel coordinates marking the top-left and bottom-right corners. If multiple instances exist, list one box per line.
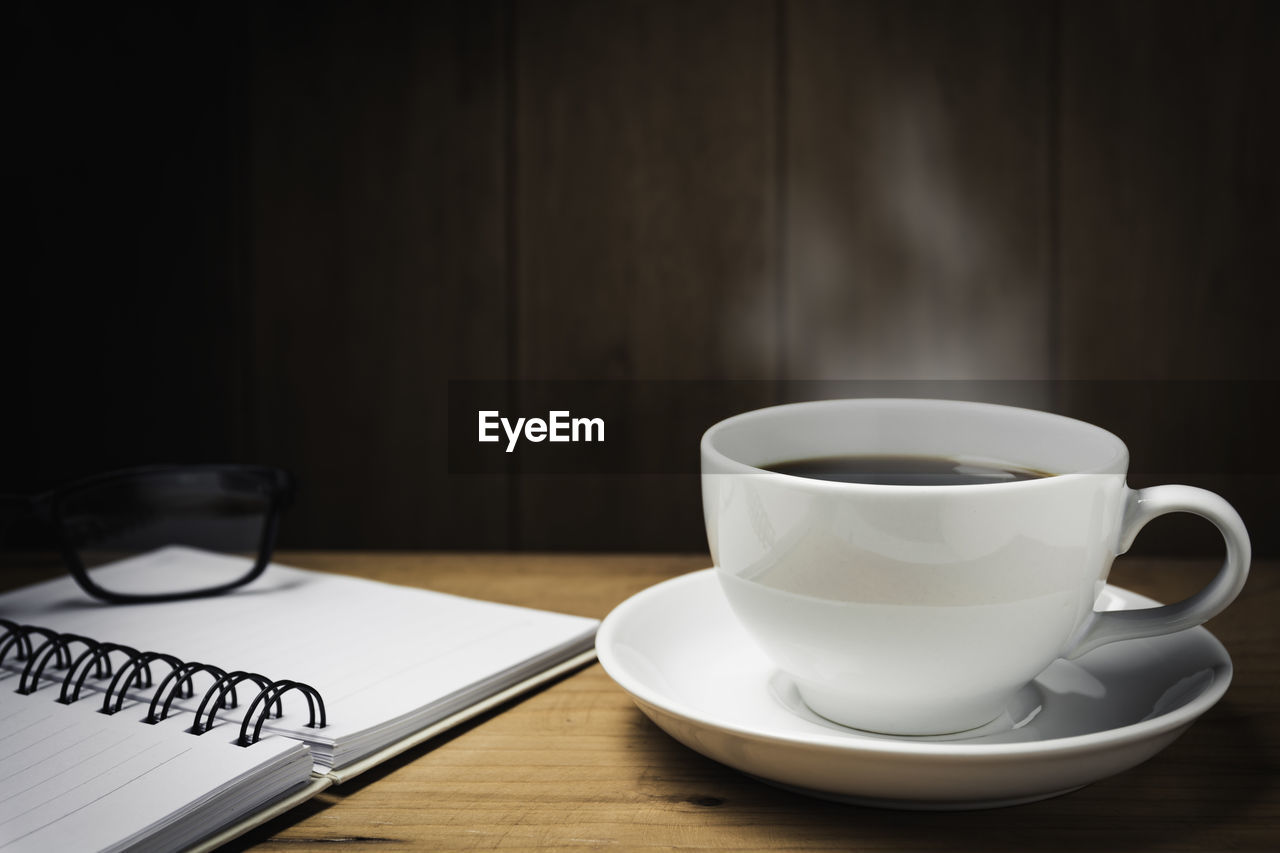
left=11, top=553, right=1275, bottom=850
left=206, top=552, right=1279, bottom=852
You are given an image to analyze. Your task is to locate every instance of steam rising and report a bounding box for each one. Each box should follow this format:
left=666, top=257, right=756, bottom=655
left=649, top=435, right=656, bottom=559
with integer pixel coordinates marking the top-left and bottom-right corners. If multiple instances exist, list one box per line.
left=739, top=80, right=1051, bottom=400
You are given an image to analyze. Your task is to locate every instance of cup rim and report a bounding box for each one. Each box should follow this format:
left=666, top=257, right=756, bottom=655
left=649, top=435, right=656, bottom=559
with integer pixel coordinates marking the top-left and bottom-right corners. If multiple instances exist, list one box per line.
left=700, top=398, right=1129, bottom=488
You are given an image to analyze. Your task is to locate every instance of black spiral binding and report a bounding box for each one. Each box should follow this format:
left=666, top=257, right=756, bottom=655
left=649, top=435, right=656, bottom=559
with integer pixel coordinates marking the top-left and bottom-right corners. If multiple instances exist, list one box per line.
left=0, top=621, right=327, bottom=746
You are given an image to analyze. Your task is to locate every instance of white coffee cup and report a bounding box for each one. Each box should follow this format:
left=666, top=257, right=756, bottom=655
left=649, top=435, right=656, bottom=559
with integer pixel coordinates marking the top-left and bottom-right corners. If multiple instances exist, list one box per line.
left=701, top=399, right=1250, bottom=736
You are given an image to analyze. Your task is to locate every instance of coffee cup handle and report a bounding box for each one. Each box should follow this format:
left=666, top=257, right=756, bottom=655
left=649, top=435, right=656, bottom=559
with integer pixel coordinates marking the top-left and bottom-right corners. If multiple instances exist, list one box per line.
left=1066, top=485, right=1251, bottom=659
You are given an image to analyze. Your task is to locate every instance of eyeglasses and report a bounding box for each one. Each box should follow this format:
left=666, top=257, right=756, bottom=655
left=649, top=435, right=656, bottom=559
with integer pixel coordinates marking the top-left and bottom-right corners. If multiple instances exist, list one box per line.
left=1, top=465, right=294, bottom=604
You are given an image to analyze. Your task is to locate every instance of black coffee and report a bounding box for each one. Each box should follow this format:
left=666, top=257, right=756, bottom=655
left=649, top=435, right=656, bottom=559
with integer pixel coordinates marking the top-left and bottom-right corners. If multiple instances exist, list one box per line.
left=763, top=454, right=1051, bottom=486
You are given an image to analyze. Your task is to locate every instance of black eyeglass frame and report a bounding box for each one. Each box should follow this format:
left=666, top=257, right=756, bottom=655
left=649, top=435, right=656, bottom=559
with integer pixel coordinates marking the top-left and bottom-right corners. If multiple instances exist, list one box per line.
left=4, top=464, right=295, bottom=604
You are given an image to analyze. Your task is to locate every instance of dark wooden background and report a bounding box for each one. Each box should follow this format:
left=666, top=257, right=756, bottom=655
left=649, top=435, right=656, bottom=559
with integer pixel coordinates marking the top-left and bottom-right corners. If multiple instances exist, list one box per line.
left=7, top=0, right=1277, bottom=555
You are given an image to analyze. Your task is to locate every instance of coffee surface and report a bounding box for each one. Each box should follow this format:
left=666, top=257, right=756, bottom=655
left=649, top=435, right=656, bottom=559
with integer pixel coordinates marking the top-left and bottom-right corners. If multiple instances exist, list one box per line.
left=763, top=454, right=1051, bottom=486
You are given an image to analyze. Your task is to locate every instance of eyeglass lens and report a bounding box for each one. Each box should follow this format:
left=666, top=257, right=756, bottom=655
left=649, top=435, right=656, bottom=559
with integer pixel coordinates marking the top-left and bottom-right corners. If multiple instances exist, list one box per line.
left=57, top=469, right=274, bottom=598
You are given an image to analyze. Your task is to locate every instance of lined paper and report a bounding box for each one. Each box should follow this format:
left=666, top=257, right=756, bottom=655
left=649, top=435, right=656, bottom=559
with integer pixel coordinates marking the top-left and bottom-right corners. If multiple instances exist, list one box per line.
left=0, top=548, right=599, bottom=769
left=0, top=548, right=598, bottom=851
left=0, top=679, right=311, bottom=853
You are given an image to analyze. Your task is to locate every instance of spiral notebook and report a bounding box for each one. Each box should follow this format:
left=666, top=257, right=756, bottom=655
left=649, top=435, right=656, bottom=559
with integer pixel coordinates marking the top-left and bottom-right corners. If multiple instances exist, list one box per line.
left=0, top=548, right=599, bottom=852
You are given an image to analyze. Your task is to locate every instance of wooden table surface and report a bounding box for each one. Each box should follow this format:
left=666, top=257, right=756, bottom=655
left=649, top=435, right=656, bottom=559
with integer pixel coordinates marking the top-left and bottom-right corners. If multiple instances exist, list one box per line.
left=189, top=551, right=1277, bottom=853
left=11, top=552, right=1274, bottom=851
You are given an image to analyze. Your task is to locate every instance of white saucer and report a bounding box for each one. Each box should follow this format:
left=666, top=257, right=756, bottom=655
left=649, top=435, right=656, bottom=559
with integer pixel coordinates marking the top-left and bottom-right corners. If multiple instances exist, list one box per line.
left=596, top=569, right=1232, bottom=809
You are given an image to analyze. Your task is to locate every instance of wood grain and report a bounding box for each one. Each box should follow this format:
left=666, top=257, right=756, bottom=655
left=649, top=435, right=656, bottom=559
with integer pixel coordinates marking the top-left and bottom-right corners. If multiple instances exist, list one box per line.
left=1057, top=0, right=1280, bottom=381
left=1055, top=0, right=1280, bottom=557
left=11, top=2, right=1278, bottom=555
left=246, top=0, right=511, bottom=548
left=785, top=0, right=1054, bottom=383
left=512, top=0, right=779, bottom=549
left=201, top=551, right=1278, bottom=852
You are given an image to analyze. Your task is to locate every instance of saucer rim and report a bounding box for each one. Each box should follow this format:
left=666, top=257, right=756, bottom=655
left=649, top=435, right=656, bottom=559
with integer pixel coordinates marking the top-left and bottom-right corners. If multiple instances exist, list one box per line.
left=596, top=568, right=1233, bottom=759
